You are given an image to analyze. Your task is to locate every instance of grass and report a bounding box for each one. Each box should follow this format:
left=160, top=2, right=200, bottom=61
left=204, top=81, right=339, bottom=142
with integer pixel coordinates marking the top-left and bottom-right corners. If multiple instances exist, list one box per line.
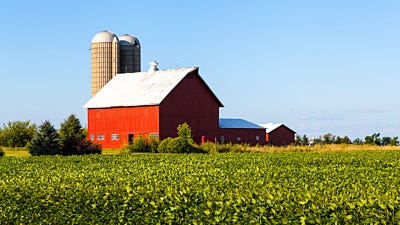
left=1, top=147, right=30, bottom=157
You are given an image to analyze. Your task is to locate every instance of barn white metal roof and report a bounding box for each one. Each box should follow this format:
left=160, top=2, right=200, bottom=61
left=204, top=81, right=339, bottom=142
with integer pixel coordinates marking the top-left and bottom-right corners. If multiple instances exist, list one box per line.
left=84, top=67, right=219, bottom=109
left=219, top=119, right=265, bottom=129
left=259, top=123, right=285, bottom=133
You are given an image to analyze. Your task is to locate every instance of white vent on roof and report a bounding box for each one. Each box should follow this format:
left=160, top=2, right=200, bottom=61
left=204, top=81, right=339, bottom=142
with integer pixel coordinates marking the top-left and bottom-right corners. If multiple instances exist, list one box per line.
left=148, top=61, right=159, bottom=73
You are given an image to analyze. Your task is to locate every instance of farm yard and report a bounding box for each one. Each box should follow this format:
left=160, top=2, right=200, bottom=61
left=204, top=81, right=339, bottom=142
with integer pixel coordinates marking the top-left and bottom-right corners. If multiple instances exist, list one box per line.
left=1, top=149, right=400, bottom=224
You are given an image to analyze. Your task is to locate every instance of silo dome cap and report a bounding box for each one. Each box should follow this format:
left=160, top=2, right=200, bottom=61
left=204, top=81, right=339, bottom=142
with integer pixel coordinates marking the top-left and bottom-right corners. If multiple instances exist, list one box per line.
left=91, top=31, right=119, bottom=43
left=119, top=34, right=140, bottom=46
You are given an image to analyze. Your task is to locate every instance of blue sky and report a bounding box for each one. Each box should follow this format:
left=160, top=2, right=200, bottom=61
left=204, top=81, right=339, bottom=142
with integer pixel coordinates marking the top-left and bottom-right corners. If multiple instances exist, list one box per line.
left=1, top=0, right=399, bottom=139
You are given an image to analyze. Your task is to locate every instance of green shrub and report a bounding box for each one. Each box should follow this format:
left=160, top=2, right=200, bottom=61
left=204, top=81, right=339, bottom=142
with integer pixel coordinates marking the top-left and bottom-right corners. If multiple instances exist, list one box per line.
left=149, top=137, right=159, bottom=153
left=177, top=123, right=193, bottom=142
left=76, top=139, right=102, bottom=155
left=128, top=136, right=150, bottom=153
left=158, top=137, right=173, bottom=153
left=0, top=147, right=4, bottom=157
left=61, top=137, right=101, bottom=155
left=166, top=137, right=192, bottom=153
left=199, top=141, right=217, bottom=153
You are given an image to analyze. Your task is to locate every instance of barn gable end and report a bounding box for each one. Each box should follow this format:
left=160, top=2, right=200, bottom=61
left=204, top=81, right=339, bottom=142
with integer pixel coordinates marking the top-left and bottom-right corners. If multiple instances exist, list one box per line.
left=159, top=69, right=222, bottom=142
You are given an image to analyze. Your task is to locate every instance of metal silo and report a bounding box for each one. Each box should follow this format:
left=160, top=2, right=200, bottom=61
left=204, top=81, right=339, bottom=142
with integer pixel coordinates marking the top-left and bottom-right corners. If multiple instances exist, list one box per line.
left=119, top=34, right=141, bottom=73
left=91, top=31, right=119, bottom=96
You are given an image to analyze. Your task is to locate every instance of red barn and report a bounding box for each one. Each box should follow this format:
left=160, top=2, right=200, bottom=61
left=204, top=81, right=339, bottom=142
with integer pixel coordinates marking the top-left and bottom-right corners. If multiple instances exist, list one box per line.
left=260, top=123, right=295, bottom=146
left=219, top=119, right=266, bottom=145
left=84, top=67, right=224, bottom=148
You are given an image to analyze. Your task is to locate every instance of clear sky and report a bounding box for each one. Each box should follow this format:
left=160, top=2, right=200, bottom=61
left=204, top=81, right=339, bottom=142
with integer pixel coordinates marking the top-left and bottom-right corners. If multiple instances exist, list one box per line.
left=1, top=0, right=399, bottom=139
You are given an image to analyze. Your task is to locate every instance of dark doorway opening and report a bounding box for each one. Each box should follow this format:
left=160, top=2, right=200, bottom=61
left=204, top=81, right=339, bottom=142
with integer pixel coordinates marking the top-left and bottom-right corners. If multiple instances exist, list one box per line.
left=128, top=134, right=134, bottom=144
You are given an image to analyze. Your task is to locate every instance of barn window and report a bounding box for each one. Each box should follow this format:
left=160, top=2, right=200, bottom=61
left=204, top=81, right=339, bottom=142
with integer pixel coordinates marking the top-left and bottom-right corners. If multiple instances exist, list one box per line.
left=149, top=133, right=158, bottom=138
left=111, top=134, right=119, bottom=140
left=237, top=136, right=241, bottom=142
left=97, top=134, right=105, bottom=140
left=256, top=136, right=260, bottom=141
left=220, top=136, right=225, bottom=142
left=90, top=134, right=94, bottom=140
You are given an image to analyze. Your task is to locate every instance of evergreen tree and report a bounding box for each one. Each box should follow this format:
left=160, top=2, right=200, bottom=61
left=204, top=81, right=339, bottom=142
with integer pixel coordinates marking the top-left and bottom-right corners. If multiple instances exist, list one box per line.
left=59, top=114, right=101, bottom=155
left=29, top=120, right=60, bottom=156
left=59, top=114, right=85, bottom=141
left=302, top=135, right=309, bottom=146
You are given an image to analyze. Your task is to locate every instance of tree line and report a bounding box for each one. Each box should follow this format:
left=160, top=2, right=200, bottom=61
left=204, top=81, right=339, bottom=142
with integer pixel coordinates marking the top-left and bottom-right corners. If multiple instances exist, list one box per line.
left=295, top=133, right=399, bottom=146
left=0, top=114, right=101, bottom=156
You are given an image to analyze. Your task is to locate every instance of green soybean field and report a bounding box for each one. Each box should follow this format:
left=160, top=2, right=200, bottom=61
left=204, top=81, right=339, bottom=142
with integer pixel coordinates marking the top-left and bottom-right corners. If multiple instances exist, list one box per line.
left=1, top=151, right=400, bottom=224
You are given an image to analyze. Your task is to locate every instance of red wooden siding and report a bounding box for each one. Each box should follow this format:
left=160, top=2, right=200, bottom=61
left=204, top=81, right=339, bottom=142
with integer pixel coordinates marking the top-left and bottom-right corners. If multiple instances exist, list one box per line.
left=218, top=128, right=266, bottom=146
left=88, top=106, right=159, bottom=149
left=159, top=71, right=220, bottom=143
left=266, top=125, right=295, bottom=146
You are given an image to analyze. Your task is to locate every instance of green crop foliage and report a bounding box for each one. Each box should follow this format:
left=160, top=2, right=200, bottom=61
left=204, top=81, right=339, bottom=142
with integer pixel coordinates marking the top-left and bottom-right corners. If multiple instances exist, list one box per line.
left=0, top=151, right=399, bottom=224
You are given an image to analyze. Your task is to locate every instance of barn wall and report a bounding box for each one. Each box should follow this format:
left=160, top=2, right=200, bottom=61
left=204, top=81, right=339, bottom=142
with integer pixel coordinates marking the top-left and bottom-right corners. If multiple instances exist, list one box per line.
left=87, top=106, right=159, bottom=149
left=218, top=128, right=266, bottom=146
left=267, top=126, right=295, bottom=146
left=159, top=71, right=220, bottom=143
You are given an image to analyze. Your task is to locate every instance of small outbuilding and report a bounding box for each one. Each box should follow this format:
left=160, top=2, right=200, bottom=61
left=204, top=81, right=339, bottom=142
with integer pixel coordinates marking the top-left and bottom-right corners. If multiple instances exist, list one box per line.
left=260, top=123, right=295, bottom=146
left=219, top=119, right=266, bottom=146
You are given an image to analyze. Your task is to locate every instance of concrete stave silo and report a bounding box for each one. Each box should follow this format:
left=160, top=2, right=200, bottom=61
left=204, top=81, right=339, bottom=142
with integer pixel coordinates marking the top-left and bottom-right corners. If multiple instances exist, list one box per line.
left=119, top=34, right=141, bottom=73
left=91, top=31, right=119, bottom=96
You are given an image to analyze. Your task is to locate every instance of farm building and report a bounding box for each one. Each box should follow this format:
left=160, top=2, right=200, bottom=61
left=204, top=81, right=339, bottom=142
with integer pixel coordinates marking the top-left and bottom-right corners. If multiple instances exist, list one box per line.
left=219, top=119, right=266, bottom=145
left=85, top=31, right=267, bottom=148
left=84, top=63, right=266, bottom=148
left=260, top=123, right=295, bottom=146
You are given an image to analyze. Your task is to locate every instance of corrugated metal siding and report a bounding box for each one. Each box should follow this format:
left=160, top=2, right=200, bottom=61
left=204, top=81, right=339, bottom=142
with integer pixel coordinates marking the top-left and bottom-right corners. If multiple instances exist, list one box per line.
left=159, top=71, right=220, bottom=143
left=88, top=106, right=159, bottom=149
left=218, top=128, right=266, bottom=146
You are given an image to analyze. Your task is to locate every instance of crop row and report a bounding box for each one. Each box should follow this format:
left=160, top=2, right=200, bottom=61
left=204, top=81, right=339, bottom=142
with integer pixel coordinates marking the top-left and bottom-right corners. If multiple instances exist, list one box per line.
left=1, top=151, right=400, bottom=224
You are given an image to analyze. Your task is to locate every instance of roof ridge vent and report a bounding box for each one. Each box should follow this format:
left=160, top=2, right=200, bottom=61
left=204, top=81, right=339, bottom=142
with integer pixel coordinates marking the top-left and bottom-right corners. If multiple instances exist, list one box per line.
left=148, top=61, right=159, bottom=73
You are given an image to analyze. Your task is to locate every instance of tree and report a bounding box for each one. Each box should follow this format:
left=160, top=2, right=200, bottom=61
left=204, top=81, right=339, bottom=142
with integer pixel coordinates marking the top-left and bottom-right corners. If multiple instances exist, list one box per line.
left=322, top=133, right=335, bottom=145
left=0, top=121, right=36, bottom=147
left=59, top=114, right=85, bottom=142
left=295, top=135, right=302, bottom=146
left=335, top=136, right=343, bottom=144
left=381, top=137, right=391, bottom=146
left=342, top=136, right=352, bottom=144
left=353, top=138, right=363, bottom=145
left=365, top=133, right=381, bottom=145
left=28, top=120, right=60, bottom=156
left=302, top=135, right=309, bottom=146
left=390, top=136, right=399, bottom=146
left=59, top=114, right=101, bottom=155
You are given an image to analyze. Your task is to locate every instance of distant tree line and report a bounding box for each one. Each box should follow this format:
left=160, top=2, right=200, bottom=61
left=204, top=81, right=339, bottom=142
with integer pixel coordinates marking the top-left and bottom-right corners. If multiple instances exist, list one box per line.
left=295, top=133, right=399, bottom=146
left=0, top=114, right=101, bottom=156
